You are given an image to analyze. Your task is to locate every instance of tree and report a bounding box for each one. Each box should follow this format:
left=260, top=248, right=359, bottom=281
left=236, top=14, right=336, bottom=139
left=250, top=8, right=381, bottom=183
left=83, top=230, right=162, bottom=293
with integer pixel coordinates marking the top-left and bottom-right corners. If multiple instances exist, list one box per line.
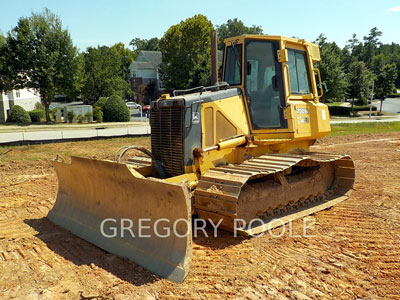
left=370, top=54, right=387, bottom=75
left=346, top=33, right=360, bottom=51
left=315, top=34, right=327, bottom=47
left=378, top=43, right=400, bottom=88
left=361, top=27, right=383, bottom=68
left=111, top=42, right=135, bottom=81
left=159, top=14, right=214, bottom=91
left=69, top=52, right=86, bottom=100
left=81, top=45, right=131, bottom=102
left=375, top=63, right=397, bottom=98
left=314, top=37, right=348, bottom=101
left=347, top=61, right=374, bottom=105
left=216, top=18, right=263, bottom=50
left=3, top=9, right=79, bottom=122
left=130, top=37, right=161, bottom=53
left=363, top=27, right=382, bottom=45
left=143, top=81, right=156, bottom=104
left=0, top=33, right=10, bottom=92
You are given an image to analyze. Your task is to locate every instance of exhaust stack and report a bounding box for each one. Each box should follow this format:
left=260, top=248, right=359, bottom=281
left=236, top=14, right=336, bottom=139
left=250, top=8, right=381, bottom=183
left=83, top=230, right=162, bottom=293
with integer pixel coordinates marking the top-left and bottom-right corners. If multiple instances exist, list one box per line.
left=211, top=30, right=218, bottom=86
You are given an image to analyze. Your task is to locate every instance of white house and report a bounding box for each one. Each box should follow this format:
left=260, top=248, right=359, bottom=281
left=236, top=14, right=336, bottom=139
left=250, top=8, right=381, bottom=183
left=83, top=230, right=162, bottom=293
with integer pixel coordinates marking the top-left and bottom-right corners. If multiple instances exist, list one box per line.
left=129, top=51, right=164, bottom=102
left=0, top=89, right=41, bottom=122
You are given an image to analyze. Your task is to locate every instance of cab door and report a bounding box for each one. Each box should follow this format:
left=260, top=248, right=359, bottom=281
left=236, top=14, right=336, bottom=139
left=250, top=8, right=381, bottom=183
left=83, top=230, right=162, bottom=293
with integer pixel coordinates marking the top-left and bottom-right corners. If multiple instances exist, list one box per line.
left=244, top=40, right=287, bottom=130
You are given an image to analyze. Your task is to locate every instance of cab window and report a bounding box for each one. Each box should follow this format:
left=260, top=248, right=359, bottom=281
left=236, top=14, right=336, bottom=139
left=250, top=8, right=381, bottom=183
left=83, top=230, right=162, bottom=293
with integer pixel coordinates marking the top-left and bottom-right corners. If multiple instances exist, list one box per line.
left=287, top=49, right=311, bottom=94
left=224, top=45, right=242, bottom=85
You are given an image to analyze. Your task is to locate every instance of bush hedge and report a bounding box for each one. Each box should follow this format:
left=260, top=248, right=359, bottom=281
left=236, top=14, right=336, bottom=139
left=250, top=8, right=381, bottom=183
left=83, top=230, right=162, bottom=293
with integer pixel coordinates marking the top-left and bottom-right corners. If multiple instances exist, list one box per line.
left=29, top=109, right=45, bottom=122
left=34, top=102, right=44, bottom=110
left=7, top=105, right=31, bottom=123
left=328, top=105, right=377, bottom=116
left=67, top=111, right=76, bottom=123
left=103, top=95, right=130, bottom=122
left=77, top=115, right=85, bottom=123
left=85, top=111, right=93, bottom=122
left=94, top=97, right=108, bottom=109
left=93, top=106, right=103, bottom=122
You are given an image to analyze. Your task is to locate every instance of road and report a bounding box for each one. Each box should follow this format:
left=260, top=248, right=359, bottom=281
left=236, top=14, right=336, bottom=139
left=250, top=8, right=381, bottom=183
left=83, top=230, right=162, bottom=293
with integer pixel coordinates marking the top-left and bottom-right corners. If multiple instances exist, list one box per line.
left=0, top=124, right=150, bottom=144
left=330, top=115, right=400, bottom=124
left=373, top=97, right=400, bottom=114
left=331, top=97, right=400, bottom=124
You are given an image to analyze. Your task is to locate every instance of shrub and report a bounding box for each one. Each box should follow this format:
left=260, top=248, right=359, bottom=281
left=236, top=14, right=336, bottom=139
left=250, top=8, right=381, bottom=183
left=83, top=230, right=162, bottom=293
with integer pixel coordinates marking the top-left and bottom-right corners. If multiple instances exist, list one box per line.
left=77, top=115, right=85, bottom=123
left=67, top=111, right=76, bottom=123
left=328, top=105, right=377, bottom=116
left=93, top=106, right=103, bottom=122
left=50, top=108, right=57, bottom=121
left=7, top=105, right=31, bottom=123
left=85, top=111, right=93, bottom=122
left=29, top=109, right=45, bottom=122
left=94, top=97, right=108, bottom=109
left=34, top=102, right=44, bottom=110
left=102, top=95, right=130, bottom=122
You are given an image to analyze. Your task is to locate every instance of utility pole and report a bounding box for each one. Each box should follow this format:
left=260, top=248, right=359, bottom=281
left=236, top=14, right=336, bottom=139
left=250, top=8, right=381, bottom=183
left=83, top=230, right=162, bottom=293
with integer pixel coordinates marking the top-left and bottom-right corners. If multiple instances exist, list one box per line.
left=369, top=81, right=374, bottom=119
left=210, top=30, right=218, bottom=86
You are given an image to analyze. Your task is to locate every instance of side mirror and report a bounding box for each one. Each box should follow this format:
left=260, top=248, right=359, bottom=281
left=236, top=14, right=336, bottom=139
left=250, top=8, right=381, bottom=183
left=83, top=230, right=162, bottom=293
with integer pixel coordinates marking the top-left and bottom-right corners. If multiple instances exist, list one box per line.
left=247, top=62, right=251, bottom=75
left=317, top=82, right=328, bottom=92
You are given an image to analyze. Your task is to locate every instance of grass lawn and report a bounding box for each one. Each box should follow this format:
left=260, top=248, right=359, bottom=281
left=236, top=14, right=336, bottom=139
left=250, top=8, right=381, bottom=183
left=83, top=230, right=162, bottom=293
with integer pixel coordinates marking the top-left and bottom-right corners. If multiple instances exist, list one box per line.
left=330, top=122, right=400, bottom=136
left=326, top=102, right=343, bottom=107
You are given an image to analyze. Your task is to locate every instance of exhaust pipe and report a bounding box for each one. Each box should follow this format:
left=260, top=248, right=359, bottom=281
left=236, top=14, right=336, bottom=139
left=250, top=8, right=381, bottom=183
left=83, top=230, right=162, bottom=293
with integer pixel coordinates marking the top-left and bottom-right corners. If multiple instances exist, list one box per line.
left=211, top=30, right=218, bottom=86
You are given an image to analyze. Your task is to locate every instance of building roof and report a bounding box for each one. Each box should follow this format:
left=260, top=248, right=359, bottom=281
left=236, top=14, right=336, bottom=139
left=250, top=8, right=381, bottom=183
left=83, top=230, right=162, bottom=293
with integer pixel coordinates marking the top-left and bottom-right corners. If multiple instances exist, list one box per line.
left=133, top=50, right=162, bottom=68
left=132, top=61, right=155, bottom=69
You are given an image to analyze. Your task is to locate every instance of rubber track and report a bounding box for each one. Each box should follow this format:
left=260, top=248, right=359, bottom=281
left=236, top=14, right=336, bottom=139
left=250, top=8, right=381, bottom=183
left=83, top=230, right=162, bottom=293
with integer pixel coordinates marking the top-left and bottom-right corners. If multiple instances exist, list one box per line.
left=193, top=152, right=355, bottom=232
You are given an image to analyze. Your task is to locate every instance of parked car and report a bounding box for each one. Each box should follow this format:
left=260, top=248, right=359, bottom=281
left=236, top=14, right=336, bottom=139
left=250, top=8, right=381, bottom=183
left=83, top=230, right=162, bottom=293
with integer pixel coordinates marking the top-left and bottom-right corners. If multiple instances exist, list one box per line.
left=143, top=105, right=151, bottom=118
left=126, top=102, right=141, bottom=110
left=143, top=105, right=150, bottom=113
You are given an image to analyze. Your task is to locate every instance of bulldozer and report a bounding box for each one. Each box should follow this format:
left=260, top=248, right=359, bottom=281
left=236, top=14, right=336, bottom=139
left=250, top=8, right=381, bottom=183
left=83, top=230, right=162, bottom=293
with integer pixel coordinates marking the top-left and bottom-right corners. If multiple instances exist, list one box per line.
left=48, top=33, right=355, bottom=283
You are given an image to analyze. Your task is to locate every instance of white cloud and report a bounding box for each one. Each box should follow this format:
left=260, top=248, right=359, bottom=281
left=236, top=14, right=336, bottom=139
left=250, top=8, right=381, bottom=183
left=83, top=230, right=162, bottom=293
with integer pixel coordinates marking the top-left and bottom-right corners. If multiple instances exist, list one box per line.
left=389, top=6, right=400, bottom=12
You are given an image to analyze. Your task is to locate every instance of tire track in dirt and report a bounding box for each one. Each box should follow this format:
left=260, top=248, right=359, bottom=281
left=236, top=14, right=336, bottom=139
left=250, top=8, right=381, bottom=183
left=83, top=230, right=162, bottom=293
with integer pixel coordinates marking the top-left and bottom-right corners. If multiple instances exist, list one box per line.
left=0, top=133, right=399, bottom=299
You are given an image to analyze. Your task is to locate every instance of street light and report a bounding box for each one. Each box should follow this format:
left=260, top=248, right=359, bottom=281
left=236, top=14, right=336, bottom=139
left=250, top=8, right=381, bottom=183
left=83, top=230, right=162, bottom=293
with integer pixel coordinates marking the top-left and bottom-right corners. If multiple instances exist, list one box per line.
left=369, top=81, right=374, bottom=119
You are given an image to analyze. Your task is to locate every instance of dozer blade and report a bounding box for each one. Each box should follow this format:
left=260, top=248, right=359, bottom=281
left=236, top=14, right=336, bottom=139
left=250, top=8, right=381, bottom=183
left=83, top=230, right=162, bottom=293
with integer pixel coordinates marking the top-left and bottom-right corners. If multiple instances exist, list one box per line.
left=48, top=156, right=192, bottom=283
left=194, top=152, right=355, bottom=236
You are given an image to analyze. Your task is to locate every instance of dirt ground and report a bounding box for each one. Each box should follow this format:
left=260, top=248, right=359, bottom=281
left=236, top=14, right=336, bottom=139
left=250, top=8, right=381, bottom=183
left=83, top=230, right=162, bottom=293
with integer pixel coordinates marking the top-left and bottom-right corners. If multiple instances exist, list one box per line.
left=0, top=133, right=399, bottom=300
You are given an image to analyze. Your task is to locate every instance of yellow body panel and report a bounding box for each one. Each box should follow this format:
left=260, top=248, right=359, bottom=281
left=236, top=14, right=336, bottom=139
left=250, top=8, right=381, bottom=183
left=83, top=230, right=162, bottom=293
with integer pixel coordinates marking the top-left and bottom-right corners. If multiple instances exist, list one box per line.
left=201, top=95, right=249, bottom=148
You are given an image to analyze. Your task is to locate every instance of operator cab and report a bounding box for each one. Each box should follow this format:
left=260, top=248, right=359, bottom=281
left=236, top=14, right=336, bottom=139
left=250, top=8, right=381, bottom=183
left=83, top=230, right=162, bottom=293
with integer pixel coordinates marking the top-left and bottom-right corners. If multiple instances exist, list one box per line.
left=223, top=35, right=318, bottom=132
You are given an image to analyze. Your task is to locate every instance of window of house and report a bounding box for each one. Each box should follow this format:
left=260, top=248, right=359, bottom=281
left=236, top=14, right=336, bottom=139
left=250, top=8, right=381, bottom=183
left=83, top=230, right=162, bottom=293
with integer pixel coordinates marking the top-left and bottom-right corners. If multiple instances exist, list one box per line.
left=16, top=90, right=21, bottom=98
left=287, top=49, right=311, bottom=94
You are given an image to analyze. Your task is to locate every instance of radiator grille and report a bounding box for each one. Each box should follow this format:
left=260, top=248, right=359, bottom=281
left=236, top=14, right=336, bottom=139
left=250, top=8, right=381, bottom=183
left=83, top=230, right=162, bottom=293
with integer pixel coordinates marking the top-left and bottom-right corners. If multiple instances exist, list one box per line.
left=150, top=106, right=185, bottom=177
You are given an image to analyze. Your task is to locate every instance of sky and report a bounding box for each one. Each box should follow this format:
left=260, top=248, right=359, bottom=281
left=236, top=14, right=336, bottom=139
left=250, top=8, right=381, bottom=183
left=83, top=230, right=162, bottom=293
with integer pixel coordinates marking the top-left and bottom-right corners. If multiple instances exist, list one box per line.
left=1, top=0, right=400, bottom=51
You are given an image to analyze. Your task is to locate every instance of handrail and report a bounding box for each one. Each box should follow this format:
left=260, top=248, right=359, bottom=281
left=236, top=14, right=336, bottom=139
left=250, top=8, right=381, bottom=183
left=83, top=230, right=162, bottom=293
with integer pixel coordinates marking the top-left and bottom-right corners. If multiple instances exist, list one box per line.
left=283, top=64, right=292, bottom=100
left=314, top=67, right=323, bottom=100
